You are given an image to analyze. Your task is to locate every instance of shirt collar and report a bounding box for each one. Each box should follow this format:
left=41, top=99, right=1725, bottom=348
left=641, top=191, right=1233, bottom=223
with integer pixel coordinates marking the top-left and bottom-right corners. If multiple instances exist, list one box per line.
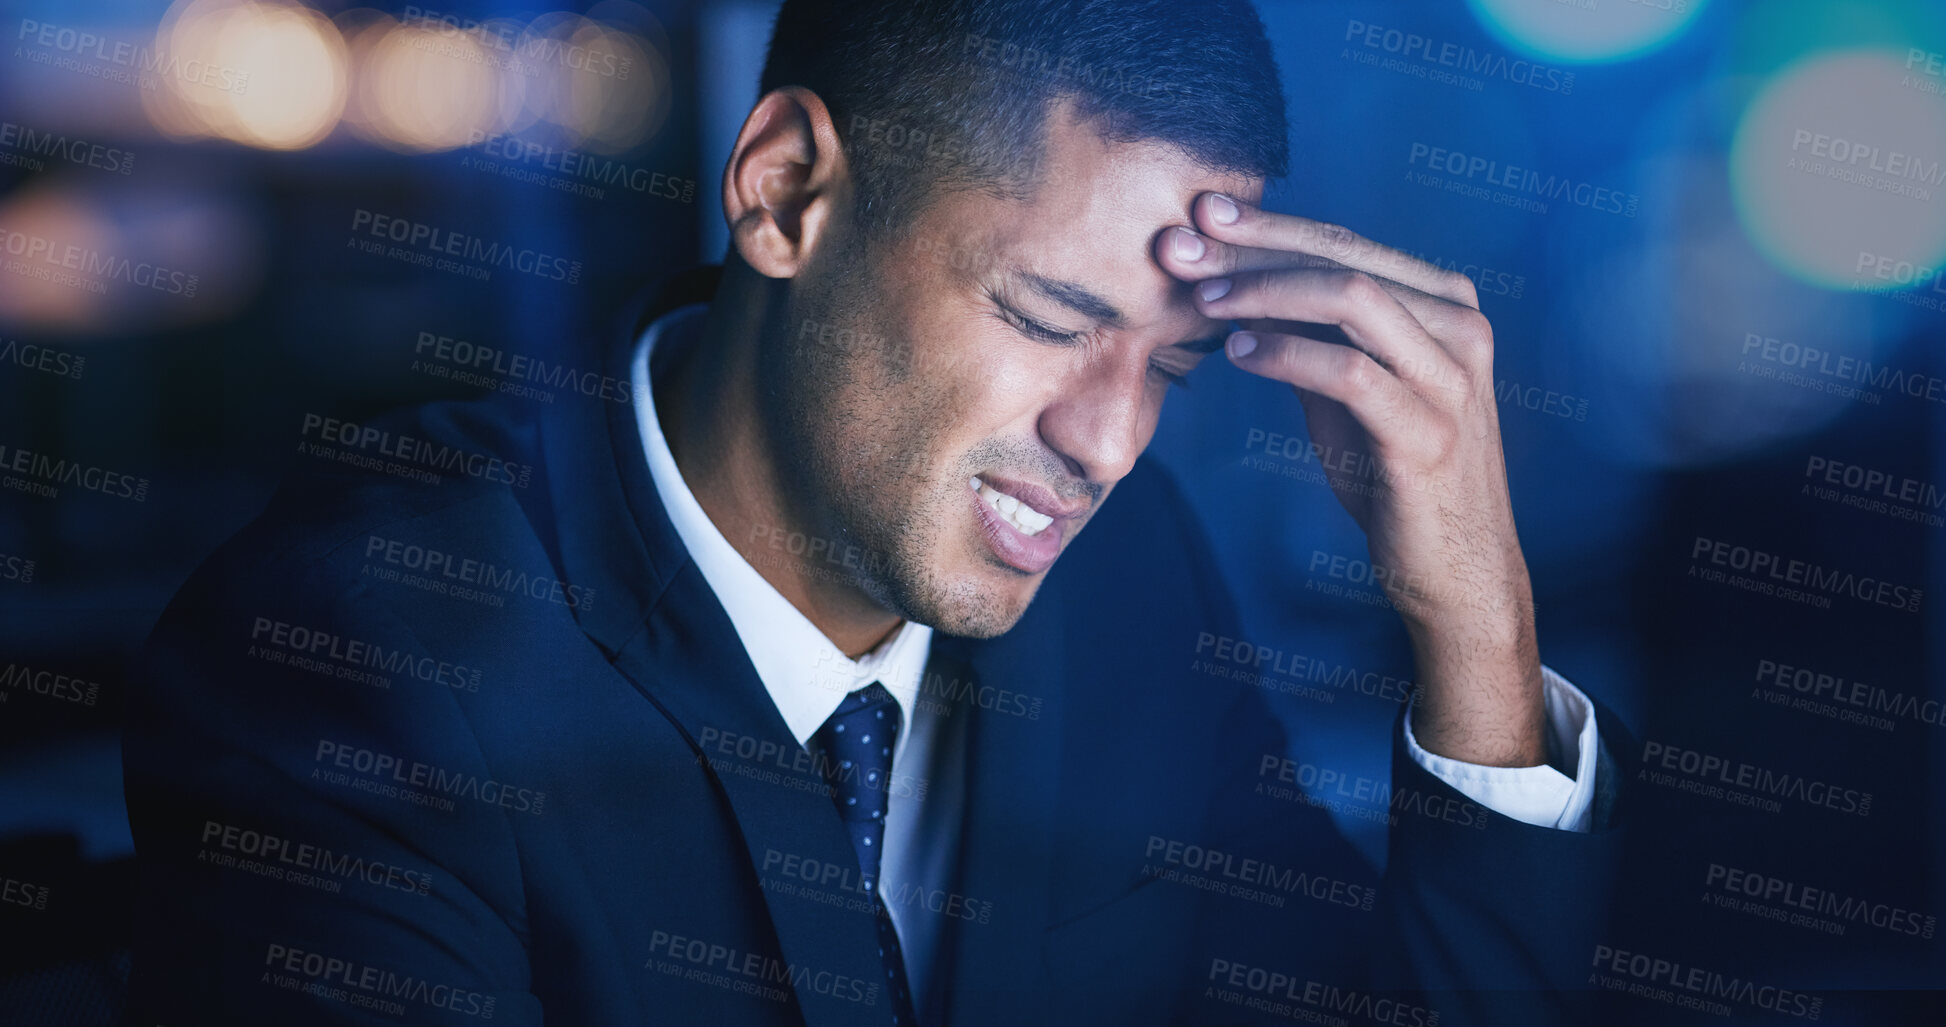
left=629, top=305, right=933, bottom=758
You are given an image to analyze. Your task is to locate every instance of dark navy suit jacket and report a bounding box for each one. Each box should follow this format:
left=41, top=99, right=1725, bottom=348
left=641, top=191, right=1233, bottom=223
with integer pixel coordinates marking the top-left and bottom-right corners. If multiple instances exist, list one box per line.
left=123, top=276, right=1629, bottom=1026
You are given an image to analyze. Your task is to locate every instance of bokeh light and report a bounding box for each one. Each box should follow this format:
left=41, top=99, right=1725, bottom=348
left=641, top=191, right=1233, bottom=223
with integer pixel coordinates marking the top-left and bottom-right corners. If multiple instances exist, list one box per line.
left=1466, top=0, right=1708, bottom=63
left=145, top=0, right=347, bottom=150
left=1730, top=48, right=1946, bottom=290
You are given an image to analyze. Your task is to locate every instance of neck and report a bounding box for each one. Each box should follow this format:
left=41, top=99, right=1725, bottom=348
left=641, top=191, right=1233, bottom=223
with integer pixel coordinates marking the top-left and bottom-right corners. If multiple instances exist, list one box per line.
left=656, top=272, right=903, bottom=660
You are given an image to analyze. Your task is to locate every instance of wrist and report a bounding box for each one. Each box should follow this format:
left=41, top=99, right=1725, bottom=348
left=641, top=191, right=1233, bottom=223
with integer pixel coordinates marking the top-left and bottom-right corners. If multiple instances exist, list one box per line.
left=1405, top=609, right=1547, bottom=767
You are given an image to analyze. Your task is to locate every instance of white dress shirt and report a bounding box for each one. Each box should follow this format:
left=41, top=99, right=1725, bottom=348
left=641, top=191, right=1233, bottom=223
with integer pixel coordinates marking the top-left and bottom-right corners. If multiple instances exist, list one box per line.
left=629, top=304, right=1603, bottom=1003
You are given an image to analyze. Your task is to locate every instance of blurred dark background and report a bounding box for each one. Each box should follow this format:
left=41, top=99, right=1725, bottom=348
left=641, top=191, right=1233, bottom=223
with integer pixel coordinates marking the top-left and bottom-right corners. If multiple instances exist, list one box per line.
left=1, top=0, right=1940, bottom=1021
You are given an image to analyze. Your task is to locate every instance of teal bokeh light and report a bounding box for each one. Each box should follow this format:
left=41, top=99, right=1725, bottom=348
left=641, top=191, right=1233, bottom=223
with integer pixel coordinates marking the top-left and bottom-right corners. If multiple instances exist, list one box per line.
left=1729, top=48, right=1946, bottom=291
left=1465, top=0, right=1707, bottom=64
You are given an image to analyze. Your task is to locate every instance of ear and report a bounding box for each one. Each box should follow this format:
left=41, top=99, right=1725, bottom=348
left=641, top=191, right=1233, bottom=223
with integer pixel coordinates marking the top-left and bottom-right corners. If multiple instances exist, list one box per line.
left=721, top=87, right=849, bottom=279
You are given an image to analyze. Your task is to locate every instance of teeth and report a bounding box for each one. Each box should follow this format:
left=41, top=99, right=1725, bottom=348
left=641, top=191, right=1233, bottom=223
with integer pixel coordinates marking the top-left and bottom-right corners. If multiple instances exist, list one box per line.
left=972, top=476, right=1055, bottom=536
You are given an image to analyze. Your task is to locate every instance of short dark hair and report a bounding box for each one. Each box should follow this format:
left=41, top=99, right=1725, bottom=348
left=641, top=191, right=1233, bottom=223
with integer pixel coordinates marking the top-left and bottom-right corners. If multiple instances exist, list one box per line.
left=759, top=0, right=1289, bottom=238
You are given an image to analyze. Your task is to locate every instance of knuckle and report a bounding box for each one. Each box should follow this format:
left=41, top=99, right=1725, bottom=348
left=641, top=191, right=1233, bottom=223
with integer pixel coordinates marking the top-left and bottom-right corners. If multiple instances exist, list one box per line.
left=1315, top=221, right=1360, bottom=258
left=1444, top=270, right=1480, bottom=307
left=1456, top=309, right=1495, bottom=362
left=1422, top=415, right=1459, bottom=462
left=1338, top=349, right=1379, bottom=394
left=1339, top=269, right=1385, bottom=306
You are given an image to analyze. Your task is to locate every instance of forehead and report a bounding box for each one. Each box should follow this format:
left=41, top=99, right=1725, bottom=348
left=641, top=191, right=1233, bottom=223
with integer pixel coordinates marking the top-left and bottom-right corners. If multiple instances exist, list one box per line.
left=917, top=103, right=1263, bottom=319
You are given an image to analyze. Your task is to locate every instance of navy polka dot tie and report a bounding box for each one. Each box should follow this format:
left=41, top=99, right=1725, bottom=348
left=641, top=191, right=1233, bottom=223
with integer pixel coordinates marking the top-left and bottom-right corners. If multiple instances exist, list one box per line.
left=812, top=682, right=919, bottom=1025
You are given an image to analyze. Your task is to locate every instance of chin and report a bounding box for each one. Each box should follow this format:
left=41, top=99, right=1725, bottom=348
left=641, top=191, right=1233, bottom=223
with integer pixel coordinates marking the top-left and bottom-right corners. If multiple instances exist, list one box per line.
left=900, top=569, right=1040, bottom=639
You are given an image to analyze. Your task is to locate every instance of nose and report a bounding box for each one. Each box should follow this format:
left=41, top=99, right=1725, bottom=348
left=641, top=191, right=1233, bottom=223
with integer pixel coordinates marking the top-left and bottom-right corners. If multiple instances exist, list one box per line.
left=1036, top=349, right=1152, bottom=489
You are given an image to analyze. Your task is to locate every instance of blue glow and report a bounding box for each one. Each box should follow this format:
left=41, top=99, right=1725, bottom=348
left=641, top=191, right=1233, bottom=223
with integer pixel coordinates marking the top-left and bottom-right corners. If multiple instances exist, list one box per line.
left=1466, top=0, right=1708, bottom=63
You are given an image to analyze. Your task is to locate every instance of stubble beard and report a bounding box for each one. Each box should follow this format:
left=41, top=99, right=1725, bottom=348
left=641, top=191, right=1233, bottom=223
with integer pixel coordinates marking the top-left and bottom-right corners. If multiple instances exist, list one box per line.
left=758, top=258, right=1022, bottom=640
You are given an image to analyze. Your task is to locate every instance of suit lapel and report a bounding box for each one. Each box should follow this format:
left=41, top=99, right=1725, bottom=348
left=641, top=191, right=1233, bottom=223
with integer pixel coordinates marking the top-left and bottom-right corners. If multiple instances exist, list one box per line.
left=930, top=622, right=1066, bottom=1025
left=522, top=285, right=896, bottom=1026
left=612, top=565, right=897, bottom=1027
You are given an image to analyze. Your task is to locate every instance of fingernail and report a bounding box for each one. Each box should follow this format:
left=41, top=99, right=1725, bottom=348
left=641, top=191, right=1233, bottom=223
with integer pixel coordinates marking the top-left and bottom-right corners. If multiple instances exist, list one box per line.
left=1208, top=194, right=1240, bottom=225
left=1228, top=332, right=1257, bottom=358
left=1172, top=226, right=1205, bottom=262
left=1198, top=277, right=1232, bottom=302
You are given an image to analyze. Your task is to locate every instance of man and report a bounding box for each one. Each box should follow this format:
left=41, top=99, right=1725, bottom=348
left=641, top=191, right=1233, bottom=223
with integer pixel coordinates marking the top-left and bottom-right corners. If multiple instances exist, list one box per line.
left=123, top=1, right=1627, bottom=1024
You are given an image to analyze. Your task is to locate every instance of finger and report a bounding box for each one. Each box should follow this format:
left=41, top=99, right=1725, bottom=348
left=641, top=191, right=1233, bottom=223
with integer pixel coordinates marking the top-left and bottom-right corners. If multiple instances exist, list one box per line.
left=1156, top=225, right=1344, bottom=282
left=1162, top=225, right=1496, bottom=378
left=1193, top=193, right=1480, bottom=309
left=1199, top=268, right=1469, bottom=400
left=1225, top=329, right=1431, bottom=452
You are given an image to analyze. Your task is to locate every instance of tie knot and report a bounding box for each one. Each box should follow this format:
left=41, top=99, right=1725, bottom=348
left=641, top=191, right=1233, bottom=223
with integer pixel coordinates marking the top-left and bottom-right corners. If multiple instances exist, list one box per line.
left=839, top=680, right=899, bottom=719
left=813, top=681, right=903, bottom=831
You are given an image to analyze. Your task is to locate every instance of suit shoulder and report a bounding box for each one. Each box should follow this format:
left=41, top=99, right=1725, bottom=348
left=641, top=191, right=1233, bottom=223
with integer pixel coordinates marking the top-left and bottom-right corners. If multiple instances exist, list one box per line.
left=160, top=396, right=561, bottom=643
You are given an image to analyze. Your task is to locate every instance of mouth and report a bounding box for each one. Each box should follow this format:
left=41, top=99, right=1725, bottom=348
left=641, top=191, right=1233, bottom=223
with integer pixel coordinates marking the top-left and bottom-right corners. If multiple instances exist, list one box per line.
left=967, top=474, right=1084, bottom=575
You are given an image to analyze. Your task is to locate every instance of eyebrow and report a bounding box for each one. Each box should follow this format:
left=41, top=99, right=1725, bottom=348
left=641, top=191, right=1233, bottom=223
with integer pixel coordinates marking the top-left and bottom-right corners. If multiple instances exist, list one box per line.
left=1173, top=333, right=1229, bottom=355
left=1014, top=270, right=1127, bottom=329
left=1004, top=266, right=1228, bottom=355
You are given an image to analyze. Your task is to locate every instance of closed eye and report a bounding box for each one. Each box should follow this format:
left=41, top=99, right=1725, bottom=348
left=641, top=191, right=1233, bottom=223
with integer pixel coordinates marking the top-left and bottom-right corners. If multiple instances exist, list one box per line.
left=1148, top=362, right=1192, bottom=390
left=989, top=289, right=1191, bottom=389
left=1004, top=310, right=1083, bottom=345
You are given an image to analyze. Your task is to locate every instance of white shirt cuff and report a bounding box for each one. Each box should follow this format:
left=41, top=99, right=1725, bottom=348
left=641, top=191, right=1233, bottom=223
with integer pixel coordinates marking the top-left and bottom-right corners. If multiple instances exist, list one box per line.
left=1401, top=664, right=1599, bottom=832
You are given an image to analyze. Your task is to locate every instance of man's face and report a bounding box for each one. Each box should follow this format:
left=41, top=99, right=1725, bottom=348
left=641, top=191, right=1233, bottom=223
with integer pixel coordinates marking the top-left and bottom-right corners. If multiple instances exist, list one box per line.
left=765, top=101, right=1262, bottom=638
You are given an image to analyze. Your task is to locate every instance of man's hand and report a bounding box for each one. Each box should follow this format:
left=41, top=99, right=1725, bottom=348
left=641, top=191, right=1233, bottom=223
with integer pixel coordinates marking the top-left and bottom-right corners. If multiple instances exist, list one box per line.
left=1158, top=192, right=1550, bottom=770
